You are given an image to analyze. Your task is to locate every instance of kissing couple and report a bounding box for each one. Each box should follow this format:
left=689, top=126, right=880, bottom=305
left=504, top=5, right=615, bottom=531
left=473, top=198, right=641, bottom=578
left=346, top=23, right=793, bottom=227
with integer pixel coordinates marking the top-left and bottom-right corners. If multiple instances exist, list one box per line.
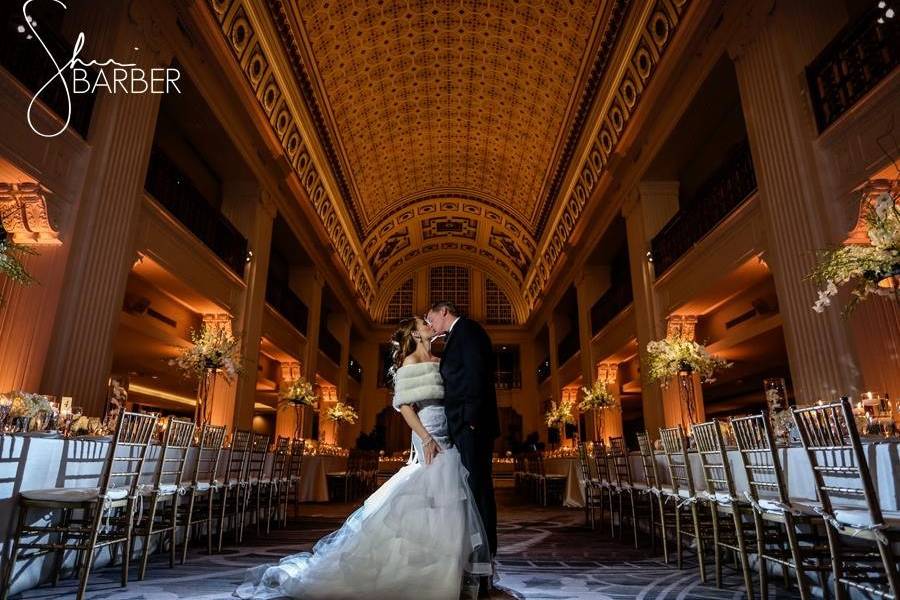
left=237, top=301, right=501, bottom=599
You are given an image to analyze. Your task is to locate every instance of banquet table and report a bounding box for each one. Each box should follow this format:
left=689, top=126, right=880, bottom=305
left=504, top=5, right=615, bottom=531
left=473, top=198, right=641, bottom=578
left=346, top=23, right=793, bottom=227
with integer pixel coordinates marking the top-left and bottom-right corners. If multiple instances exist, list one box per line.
left=0, top=433, right=347, bottom=595
left=544, top=457, right=584, bottom=508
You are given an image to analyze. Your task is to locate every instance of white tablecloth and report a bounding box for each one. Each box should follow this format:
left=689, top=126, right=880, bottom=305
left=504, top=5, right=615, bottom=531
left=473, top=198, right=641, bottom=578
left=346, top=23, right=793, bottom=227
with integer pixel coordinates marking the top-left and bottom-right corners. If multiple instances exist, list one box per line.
left=544, top=458, right=584, bottom=508
left=0, top=434, right=348, bottom=595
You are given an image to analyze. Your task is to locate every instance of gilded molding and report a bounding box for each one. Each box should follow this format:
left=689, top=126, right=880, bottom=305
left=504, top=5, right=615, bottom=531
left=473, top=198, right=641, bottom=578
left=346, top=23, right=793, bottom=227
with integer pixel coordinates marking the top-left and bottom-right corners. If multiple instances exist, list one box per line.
left=0, top=183, right=61, bottom=245
left=524, top=0, right=692, bottom=311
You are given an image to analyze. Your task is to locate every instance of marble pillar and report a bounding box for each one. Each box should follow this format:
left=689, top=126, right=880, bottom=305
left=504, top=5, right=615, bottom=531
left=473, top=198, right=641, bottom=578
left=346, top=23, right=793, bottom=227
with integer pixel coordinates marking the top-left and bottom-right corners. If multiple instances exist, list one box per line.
left=729, top=0, right=860, bottom=403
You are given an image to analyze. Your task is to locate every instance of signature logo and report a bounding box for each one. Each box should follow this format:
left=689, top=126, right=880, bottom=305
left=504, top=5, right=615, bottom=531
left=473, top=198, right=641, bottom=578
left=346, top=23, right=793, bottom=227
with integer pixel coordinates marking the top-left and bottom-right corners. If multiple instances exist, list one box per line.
left=23, top=0, right=181, bottom=138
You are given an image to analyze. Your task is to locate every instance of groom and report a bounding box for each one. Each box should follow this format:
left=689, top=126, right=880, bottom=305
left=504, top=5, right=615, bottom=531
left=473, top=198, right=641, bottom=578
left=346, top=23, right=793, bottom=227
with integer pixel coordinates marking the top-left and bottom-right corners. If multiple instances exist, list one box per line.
left=425, top=301, right=500, bottom=566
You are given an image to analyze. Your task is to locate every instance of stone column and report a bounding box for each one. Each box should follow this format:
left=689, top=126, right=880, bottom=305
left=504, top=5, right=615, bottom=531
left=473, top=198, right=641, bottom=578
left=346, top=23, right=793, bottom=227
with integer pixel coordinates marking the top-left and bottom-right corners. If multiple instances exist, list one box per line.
left=292, top=269, right=323, bottom=438
left=40, top=3, right=171, bottom=416
left=225, top=187, right=275, bottom=430
left=623, top=182, right=679, bottom=437
left=203, top=314, right=238, bottom=429
left=331, top=312, right=352, bottom=446
left=275, top=361, right=303, bottom=439
left=574, top=267, right=607, bottom=441
left=728, top=0, right=859, bottom=403
left=596, top=362, right=624, bottom=442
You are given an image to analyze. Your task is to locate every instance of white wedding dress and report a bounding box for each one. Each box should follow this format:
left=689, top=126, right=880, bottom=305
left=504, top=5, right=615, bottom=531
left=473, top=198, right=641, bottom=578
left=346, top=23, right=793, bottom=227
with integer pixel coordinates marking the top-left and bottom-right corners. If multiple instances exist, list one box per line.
left=236, top=362, right=492, bottom=599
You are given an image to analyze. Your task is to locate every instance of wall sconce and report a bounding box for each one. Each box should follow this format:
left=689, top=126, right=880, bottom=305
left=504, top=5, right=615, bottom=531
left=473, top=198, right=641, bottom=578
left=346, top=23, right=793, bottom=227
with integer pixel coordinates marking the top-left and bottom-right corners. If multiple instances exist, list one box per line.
left=645, top=250, right=654, bottom=263
left=245, top=249, right=254, bottom=263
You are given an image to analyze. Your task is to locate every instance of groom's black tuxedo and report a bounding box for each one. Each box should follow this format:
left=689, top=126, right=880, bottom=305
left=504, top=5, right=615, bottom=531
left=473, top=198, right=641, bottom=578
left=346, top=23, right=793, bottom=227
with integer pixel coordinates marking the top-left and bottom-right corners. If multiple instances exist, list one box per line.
left=439, top=316, right=499, bottom=557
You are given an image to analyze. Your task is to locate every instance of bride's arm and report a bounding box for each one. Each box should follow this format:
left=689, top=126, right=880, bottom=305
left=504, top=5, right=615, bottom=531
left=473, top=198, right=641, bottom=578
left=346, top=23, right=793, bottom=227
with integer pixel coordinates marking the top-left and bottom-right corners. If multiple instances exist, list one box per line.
left=398, top=405, right=441, bottom=465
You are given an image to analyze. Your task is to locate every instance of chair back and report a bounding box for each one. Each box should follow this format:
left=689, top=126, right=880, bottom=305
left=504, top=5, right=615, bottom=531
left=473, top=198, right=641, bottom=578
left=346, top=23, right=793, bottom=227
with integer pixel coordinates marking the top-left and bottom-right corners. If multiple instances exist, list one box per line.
left=224, top=430, right=252, bottom=484
left=148, top=417, right=195, bottom=491
left=692, top=420, right=737, bottom=501
left=730, top=413, right=789, bottom=505
left=608, top=436, right=633, bottom=487
left=271, top=436, right=291, bottom=482
left=513, top=454, right=526, bottom=476
left=99, top=411, right=159, bottom=498
left=659, top=425, right=697, bottom=497
left=577, top=441, right=594, bottom=483
left=591, top=439, right=612, bottom=485
left=792, top=398, right=884, bottom=525
left=287, top=438, right=305, bottom=480
left=636, top=432, right=661, bottom=489
left=248, top=433, right=270, bottom=481
left=192, top=424, right=226, bottom=487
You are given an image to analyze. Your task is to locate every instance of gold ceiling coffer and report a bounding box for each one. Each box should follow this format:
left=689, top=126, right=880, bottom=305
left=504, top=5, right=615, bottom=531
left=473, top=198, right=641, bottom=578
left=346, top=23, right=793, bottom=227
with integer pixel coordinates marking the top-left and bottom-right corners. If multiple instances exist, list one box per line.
left=0, top=183, right=62, bottom=245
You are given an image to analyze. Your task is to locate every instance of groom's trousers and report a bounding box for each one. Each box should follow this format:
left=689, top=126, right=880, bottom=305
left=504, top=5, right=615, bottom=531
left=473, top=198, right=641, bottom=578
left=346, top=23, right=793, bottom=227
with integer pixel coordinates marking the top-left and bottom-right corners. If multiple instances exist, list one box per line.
left=454, top=428, right=498, bottom=556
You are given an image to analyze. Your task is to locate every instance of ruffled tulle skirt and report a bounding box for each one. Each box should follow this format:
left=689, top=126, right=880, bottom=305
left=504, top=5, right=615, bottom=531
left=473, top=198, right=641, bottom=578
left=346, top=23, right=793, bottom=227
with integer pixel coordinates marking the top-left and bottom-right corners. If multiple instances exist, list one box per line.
left=235, top=446, right=492, bottom=599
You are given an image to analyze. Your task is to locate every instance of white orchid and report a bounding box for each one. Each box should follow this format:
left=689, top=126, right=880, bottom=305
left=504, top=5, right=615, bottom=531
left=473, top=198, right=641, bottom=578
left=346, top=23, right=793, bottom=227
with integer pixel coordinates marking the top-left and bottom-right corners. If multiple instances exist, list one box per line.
left=646, top=337, right=731, bottom=388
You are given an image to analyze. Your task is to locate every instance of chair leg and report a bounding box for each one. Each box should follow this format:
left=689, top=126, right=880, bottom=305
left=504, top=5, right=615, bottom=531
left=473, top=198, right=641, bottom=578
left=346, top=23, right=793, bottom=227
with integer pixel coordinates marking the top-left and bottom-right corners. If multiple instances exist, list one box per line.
left=657, top=496, right=669, bottom=564
left=217, top=487, right=229, bottom=553
left=52, top=507, right=71, bottom=586
left=690, top=503, right=706, bottom=583
left=876, top=538, right=900, bottom=599
left=782, top=514, right=811, bottom=600
left=823, top=524, right=847, bottom=600
left=731, top=509, right=753, bottom=600
left=675, top=506, right=683, bottom=570
left=630, top=493, right=638, bottom=549
left=711, top=507, right=722, bottom=588
left=1, top=506, right=28, bottom=600
left=181, top=492, right=196, bottom=564
left=79, top=503, right=107, bottom=600
left=138, top=499, right=159, bottom=580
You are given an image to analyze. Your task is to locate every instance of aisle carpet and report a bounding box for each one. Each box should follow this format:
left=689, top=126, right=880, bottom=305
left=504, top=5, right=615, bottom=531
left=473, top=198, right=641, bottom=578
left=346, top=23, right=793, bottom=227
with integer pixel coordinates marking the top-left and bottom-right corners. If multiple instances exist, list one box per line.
left=12, top=492, right=802, bottom=599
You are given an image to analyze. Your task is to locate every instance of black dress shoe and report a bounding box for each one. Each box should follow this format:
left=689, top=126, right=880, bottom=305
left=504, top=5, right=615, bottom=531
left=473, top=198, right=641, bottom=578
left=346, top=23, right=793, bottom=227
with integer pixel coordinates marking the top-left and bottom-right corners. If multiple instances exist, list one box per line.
left=477, top=576, right=492, bottom=597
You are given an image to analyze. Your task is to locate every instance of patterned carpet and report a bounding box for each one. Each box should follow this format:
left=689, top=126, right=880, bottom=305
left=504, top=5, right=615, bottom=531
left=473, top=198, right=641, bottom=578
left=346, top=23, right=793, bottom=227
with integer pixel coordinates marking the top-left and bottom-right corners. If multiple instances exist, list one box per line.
left=12, top=492, right=802, bottom=600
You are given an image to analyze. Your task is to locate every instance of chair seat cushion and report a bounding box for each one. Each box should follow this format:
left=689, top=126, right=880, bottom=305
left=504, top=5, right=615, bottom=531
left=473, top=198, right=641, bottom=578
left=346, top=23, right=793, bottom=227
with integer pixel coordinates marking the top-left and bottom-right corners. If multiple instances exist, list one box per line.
left=833, top=507, right=900, bottom=529
left=22, top=487, right=129, bottom=503
left=757, top=497, right=820, bottom=516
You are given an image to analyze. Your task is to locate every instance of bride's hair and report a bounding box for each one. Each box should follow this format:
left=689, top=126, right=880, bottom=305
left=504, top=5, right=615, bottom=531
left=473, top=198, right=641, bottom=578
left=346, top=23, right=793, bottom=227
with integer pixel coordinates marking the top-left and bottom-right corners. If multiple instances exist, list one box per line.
left=389, top=318, right=420, bottom=378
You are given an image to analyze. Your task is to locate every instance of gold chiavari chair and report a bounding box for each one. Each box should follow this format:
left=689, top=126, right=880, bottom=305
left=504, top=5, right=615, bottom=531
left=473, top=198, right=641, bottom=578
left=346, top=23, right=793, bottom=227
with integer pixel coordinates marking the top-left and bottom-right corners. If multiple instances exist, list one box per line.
left=591, top=440, right=617, bottom=536
left=265, top=436, right=290, bottom=533
left=659, top=425, right=707, bottom=582
left=577, top=441, right=602, bottom=528
left=731, top=413, right=830, bottom=600
left=692, top=420, right=755, bottom=597
left=609, top=436, right=641, bottom=548
left=524, top=452, right=540, bottom=503
left=283, top=438, right=305, bottom=522
left=244, top=433, right=270, bottom=537
left=792, top=398, right=900, bottom=600
left=216, top=429, right=251, bottom=552
left=1, top=411, right=158, bottom=600
left=180, top=423, right=226, bottom=563
left=132, top=417, right=195, bottom=580
left=327, top=449, right=364, bottom=503
left=513, top=454, right=527, bottom=496
left=637, top=432, right=672, bottom=563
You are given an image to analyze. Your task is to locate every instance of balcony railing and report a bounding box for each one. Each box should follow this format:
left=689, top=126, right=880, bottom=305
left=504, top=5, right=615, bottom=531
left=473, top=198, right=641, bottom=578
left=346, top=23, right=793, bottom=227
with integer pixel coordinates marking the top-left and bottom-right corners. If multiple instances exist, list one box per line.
left=265, top=276, right=308, bottom=336
left=806, top=2, right=899, bottom=132
left=557, top=330, right=580, bottom=366
left=319, top=327, right=342, bottom=366
left=495, top=369, right=522, bottom=390
left=348, top=354, right=363, bottom=383
left=590, top=279, right=633, bottom=336
left=650, top=140, right=757, bottom=276
left=145, top=149, right=248, bottom=277
left=0, top=9, right=94, bottom=138
left=537, top=357, right=551, bottom=385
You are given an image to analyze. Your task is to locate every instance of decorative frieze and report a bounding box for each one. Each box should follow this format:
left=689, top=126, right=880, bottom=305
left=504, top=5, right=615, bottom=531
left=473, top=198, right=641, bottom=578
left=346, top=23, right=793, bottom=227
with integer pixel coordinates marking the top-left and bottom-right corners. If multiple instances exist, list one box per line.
left=0, top=183, right=61, bottom=245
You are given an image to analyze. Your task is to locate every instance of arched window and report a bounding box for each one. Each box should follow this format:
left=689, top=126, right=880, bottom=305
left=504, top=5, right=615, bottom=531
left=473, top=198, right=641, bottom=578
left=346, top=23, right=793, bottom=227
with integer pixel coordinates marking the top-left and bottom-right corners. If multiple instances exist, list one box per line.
left=485, top=277, right=514, bottom=324
left=429, top=265, right=470, bottom=316
left=384, top=278, right=413, bottom=323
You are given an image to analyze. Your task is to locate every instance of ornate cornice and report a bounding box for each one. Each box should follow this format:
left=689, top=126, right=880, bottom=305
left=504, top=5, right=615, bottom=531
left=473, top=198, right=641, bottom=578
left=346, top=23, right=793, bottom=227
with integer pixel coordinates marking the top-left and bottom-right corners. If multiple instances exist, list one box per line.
left=524, top=0, right=692, bottom=310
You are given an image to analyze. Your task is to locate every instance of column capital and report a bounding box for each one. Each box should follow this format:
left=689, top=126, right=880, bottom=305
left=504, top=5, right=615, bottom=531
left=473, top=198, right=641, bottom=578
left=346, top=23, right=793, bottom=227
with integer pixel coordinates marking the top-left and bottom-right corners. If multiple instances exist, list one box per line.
left=665, top=315, right=698, bottom=340
left=723, top=0, right=775, bottom=63
left=0, top=183, right=61, bottom=245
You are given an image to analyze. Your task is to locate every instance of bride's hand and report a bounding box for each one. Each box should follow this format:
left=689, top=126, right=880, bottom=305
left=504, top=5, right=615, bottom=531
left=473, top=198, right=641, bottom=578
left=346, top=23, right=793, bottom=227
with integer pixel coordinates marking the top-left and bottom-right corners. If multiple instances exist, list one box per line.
left=423, top=436, right=441, bottom=465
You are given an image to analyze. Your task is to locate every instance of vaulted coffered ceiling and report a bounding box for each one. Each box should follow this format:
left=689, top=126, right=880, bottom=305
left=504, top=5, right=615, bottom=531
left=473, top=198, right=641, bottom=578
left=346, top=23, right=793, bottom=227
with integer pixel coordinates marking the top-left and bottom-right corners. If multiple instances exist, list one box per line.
left=204, top=0, right=692, bottom=318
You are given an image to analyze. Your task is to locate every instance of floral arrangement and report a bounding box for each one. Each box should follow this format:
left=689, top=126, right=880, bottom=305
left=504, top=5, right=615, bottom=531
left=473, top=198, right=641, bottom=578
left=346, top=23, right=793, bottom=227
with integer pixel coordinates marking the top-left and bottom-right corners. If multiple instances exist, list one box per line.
left=809, top=191, right=899, bottom=314
left=326, top=401, right=358, bottom=424
left=170, top=322, right=243, bottom=381
left=646, top=337, right=731, bottom=387
left=71, top=415, right=104, bottom=436
left=545, top=398, right=576, bottom=428
left=579, top=380, right=618, bottom=412
left=0, top=232, right=36, bottom=303
left=280, top=377, right=319, bottom=408
left=4, top=391, right=52, bottom=418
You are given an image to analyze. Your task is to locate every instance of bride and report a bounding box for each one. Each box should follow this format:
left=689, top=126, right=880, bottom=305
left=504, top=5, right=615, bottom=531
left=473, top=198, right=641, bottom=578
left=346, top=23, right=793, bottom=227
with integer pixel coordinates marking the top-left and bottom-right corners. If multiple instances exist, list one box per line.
left=236, top=317, right=492, bottom=599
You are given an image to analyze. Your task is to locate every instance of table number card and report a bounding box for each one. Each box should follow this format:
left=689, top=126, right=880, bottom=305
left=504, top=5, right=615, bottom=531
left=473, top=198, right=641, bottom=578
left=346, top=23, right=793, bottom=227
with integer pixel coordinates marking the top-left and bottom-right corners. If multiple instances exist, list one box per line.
left=61, top=396, right=73, bottom=416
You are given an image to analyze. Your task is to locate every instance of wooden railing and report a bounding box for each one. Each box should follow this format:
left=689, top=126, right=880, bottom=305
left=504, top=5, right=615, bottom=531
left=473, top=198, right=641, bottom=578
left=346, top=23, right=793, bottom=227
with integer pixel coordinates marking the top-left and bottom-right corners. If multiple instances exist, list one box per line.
left=145, top=149, right=248, bottom=277
left=590, top=279, right=633, bottom=336
left=0, top=7, right=94, bottom=138
left=650, top=140, right=757, bottom=276
left=265, top=276, right=308, bottom=336
left=806, top=1, right=899, bottom=132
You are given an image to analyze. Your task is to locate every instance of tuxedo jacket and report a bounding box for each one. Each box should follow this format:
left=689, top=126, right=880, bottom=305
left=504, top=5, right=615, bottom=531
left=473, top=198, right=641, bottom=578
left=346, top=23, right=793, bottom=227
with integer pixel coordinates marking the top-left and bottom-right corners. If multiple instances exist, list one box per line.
left=439, top=317, right=501, bottom=440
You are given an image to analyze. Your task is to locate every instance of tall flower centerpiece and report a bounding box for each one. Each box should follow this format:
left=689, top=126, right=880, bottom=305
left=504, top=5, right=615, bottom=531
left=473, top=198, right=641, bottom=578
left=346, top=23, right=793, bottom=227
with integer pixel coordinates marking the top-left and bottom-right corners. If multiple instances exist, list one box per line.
left=545, top=398, right=576, bottom=448
left=808, top=190, right=899, bottom=314
left=647, top=337, right=730, bottom=426
left=326, top=401, right=358, bottom=445
left=280, top=377, right=319, bottom=439
left=3, top=391, right=52, bottom=432
left=579, top=380, right=619, bottom=442
left=171, top=322, right=242, bottom=427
